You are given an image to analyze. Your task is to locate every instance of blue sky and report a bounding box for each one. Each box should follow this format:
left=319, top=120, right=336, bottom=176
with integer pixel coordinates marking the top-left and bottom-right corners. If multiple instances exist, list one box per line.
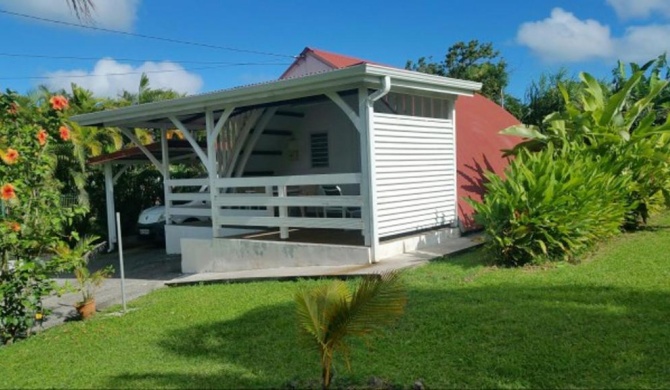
left=0, top=0, right=669, bottom=100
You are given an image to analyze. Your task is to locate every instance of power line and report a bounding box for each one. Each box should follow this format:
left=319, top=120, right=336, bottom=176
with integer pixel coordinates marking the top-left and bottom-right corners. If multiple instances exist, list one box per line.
left=0, top=63, right=288, bottom=81
left=0, top=51, right=289, bottom=66
left=0, top=9, right=297, bottom=59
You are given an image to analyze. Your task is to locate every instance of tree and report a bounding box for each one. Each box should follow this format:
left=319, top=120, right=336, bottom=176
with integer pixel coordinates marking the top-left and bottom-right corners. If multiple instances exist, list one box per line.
left=612, top=55, right=670, bottom=125
left=295, top=272, right=407, bottom=389
left=522, top=68, right=582, bottom=127
left=406, top=40, right=509, bottom=106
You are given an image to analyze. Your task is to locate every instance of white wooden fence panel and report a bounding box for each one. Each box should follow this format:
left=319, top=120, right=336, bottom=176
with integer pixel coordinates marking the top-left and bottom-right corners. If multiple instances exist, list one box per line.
left=170, top=207, right=212, bottom=217
left=214, top=173, right=360, bottom=188
left=167, top=193, right=210, bottom=202
left=165, top=178, right=208, bottom=187
left=220, top=216, right=363, bottom=230
left=209, top=173, right=363, bottom=236
left=215, top=195, right=362, bottom=208
left=373, top=113, right=456, bottom=238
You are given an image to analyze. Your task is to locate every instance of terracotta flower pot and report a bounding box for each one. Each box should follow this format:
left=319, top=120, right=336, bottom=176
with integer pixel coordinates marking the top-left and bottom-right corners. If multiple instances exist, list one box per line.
left=75, top=299, right=96, bottom=320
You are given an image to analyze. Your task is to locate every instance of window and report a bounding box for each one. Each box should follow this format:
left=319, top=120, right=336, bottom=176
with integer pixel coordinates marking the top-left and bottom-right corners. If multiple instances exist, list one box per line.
left=310, top=132, right=329, bottom=168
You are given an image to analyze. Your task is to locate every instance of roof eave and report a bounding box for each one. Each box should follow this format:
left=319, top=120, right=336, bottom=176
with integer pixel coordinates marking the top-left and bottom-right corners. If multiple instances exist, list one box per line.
left=72, top=64, right=482, bottom=128
left=72, top=65, right=369, bottom=127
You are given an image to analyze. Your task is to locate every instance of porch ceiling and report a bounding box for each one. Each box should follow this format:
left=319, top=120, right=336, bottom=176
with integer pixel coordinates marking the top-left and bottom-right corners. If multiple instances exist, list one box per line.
left=88, top=140, right=201, bottom=165
left=71, top=63, right=482, bottom=129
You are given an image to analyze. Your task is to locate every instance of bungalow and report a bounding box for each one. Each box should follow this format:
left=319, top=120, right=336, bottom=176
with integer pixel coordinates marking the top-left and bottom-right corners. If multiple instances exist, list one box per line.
left=73, top=47, right=519, bottom=273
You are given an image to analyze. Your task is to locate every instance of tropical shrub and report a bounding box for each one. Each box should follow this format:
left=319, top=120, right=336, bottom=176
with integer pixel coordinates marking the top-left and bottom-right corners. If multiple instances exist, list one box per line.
left=0, top=91, right=88, bottom=344
left=295, top=272, right=407, bottom=389
left=469, top=144, right=629, bottom=266
left=503, top=67, right=670, bottom=230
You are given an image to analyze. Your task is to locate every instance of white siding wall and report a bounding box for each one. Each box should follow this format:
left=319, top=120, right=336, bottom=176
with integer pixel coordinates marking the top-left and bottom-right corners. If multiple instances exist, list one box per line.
left=373, top=113, right=456, bottom=238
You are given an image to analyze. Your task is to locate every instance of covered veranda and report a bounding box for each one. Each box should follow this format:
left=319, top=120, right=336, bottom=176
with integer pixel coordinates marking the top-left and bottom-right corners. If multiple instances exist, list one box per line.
left=73, top=63, right=480, bottom=272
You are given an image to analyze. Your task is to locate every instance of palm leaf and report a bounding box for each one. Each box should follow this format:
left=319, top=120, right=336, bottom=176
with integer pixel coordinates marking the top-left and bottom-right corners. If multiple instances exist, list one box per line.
left=295, top=280, right=350, bottom=347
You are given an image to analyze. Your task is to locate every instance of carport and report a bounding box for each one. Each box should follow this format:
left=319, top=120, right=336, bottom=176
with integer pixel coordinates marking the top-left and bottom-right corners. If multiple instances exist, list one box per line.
left=88, top=140, right=204, bottom=252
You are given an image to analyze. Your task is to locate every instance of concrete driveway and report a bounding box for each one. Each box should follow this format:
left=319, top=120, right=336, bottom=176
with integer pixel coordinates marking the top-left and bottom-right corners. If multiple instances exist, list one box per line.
left=39, top=241, right=181, bottom=330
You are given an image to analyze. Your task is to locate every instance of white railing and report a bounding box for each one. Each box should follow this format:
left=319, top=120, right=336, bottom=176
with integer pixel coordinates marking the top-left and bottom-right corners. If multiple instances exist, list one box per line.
left=164, top=178, right=212, bottom=219
left=212, top=173, right=363, bottom=238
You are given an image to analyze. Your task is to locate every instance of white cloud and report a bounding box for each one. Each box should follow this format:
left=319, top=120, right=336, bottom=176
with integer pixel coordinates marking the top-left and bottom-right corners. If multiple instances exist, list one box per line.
left=615, top=24, right=670, bottom=62
left=517, top=8, right=670, bottom=63
left=44, top=58, right=203, bottom=98
left=606, top=0, right=670, bottom=20
left=517, top=8, right=614, bottom=62
left=0, top=0, right=140, bottom=30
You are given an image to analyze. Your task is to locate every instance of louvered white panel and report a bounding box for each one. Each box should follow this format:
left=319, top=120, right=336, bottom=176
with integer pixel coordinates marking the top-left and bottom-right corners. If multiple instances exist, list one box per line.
left=373, top=113, right=456, bottom=238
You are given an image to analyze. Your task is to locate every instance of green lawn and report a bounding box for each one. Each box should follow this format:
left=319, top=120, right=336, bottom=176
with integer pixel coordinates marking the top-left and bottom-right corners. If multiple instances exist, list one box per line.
left=2, top=214, right=670, bottom=389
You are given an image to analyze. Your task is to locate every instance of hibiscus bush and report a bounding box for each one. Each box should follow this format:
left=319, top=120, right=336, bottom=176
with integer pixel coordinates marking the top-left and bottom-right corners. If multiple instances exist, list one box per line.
left=0, top=90, right=87, bottom=344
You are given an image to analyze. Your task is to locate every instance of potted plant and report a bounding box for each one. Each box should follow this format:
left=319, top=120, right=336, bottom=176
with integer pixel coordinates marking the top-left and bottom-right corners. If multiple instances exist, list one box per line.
left=73, top=263, right=113, bottom=319
left=53, top=236, right=113, bottom=320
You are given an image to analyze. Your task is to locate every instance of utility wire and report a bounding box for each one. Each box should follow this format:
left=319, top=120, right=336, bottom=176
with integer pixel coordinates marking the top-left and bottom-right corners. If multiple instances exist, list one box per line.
left=0, top=63, right=285, bottom=81
left=0, top=9, right=297, bottom=59
left=0, top=51, right=290, bottom=65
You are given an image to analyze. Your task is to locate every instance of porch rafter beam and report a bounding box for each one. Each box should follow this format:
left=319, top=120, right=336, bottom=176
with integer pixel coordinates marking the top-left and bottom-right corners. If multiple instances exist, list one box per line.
left=169, top=116, right=209, bottom=170
left=118, top=127, right=164, bottom=175
left=225, top=109, right=265, bottom=178
left=234, top=107, right=278, bottom=177
left=326, top=91, right=363, bottom=132
left=209, top=107, right=236, bottom=145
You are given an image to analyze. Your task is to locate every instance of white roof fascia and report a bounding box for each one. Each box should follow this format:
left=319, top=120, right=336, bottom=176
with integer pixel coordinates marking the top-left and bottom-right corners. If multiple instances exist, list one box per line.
left=72, top=64, right=482, bottom=128
left=363, top=64, right=482, bottom=97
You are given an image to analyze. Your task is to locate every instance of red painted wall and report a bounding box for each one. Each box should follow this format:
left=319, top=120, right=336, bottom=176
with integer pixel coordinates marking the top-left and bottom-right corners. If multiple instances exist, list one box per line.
left=455, top=94, right=521, bottom=231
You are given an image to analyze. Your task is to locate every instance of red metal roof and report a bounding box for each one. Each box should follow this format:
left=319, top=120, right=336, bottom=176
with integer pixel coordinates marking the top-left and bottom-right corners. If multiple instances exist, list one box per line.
left=307, top=47, right=371, bottom=68
left=87, top=140, right=201, bottom=165
left=455, top=94, right=521, bottom=231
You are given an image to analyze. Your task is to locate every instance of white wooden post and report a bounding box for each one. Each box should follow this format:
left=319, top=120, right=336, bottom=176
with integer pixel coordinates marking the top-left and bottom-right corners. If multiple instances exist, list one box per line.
left=161, top=129, right=171, bottom=228
left=364, top=91, right=381, bottom=261
left=357, top=88, right=373, bottom=249
left=277, top=185, right=289, bottom=239
left=103, top=163, right=117, bottom=251
left=205, top=108, right=235, bottom=238
left=206, top=110, right=218, bottom=237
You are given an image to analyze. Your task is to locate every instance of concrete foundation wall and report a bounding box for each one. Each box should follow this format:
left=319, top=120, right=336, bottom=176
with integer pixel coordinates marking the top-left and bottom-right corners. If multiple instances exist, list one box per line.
left=376, top=227, right=460, bottom=260
left=165, top=225, right=262, bottom=255
left=181, top=238, right=371, bottom=273
left=165, top=225, right=213, bottom=254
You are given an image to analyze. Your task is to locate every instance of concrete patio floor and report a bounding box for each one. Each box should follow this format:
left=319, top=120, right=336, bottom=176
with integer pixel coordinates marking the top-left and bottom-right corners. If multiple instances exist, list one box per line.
left=39, top=241, right=181, bottom=330
left=36, top=232, right=483, bottom=332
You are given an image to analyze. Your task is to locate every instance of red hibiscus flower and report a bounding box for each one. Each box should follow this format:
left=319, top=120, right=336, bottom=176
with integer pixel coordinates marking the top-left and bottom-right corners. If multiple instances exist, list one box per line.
left=49, top=95, right=69, bottom=111
left=7, top=221, right=20, bottom=232
left=1, top=183, right=16, bottom=201
left=59, top=126, right=71, bottom=141
left=37, top=129, right=48, bottom=146
left=1, top=148, right=19, bottom=165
